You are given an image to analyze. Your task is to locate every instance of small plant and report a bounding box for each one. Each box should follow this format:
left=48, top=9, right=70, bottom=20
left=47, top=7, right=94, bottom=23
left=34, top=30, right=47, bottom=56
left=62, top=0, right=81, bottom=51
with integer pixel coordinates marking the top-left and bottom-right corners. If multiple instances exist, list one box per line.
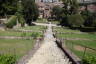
left=82, top=55, right=96, bottom=64
left=5, top=16, right=17, bottom=28
left=31, top=32, right=39, bottom=39
left=21, top=32, right=26, bottom=37
left=0, top=54, right=16, bottom=64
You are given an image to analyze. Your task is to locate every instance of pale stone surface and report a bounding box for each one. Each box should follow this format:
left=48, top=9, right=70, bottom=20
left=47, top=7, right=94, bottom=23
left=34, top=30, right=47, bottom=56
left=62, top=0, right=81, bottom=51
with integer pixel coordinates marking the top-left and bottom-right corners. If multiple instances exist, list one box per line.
left=26, top=24, right=69, bottom=64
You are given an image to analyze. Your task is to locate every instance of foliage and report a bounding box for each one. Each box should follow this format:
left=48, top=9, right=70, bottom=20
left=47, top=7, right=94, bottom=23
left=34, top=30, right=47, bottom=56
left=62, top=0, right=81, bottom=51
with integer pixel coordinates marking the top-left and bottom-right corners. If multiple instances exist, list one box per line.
left=68, top=14, right=84, bottom=27
left=83, top=56, right=96, bottom=64
left=31, top=32, right=40, bottom=39
left=22, top=0, right=39, bottom=25
left=52, top=6, right=63, bottom=20
left=81, top=11, right=96, bottom=27
left=0, top=0, right=18, bottom=16
left=0, top=54, right=16, bottom=64
left=5, top=16, right=17, bottom=28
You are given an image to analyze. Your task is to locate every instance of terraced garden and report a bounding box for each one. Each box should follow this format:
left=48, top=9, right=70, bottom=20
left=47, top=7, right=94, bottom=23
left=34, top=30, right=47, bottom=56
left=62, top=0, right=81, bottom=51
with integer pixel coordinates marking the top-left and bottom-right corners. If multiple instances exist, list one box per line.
left=53, top=27, right=96, bottom=64
left=0, top=25, right=46, bottom=64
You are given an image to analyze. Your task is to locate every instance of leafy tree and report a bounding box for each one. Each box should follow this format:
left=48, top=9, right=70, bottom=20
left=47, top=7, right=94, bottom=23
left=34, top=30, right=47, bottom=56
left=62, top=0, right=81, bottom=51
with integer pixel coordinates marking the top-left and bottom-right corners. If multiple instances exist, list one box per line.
left=15, top=0, right=25, bottom=27
left=81, top=10, right=96, bottom=27
left=52, top=6, right=63, bottom=20
left=22, top=0, right=39, bottom=25
left=0, top=0, right=18, bottom=16
left=67, top=14, right=84, bottom=27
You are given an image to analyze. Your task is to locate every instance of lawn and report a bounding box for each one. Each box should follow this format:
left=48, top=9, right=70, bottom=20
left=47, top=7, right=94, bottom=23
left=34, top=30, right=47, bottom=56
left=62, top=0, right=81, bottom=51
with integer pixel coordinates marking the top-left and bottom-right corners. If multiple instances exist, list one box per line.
left=0, top=25, right=46, bottom=37
left=54, top=27, right=96, bottom=40
left=0, top=39, right=35, bottom=59
left=53, top=27, right=96, bottom=64
left=36, top=18, right=48, bottom=23
left=18, top=25, right=46, bottom=31
left=65, top=40, right=96, bottom=64
left=0, top=30, right=43, bottom=37
left=54, top=27, right=80, bottom=33
left=0, top=25, right=46, bottom=64
left=56, top=33, right=96, bottom=40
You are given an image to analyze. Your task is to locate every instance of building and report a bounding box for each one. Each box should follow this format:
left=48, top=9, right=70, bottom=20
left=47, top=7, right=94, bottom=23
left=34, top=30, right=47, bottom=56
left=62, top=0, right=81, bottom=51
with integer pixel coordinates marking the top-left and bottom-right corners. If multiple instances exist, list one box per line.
left=35, top=0, right=63, bottom=18
left=78, top=0, right=96, bottom=12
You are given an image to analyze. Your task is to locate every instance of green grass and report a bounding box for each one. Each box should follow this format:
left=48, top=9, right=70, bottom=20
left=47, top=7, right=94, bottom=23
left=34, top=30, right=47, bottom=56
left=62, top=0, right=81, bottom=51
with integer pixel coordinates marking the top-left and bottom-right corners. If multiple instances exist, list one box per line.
left=65, top=40, right=96, bottom=50
left=0, top=39, right=35, bottom=59
left=0, top=31, right=43, bottom=37
left=54, top=27, right=96, bottom=40
left=18, top=25, right=46, bottom=31
left=0, top=25, right=46, bottom=37
left=56, top=33, right=96, bottom=40
left=50, top=20, right=59, bottom=24
left=65, top=40, right=96, bottom=62
left=36, top=18, right=48, bottom=23
left=54, top=27, right=80, bottom=33
left=54, top=27, right=96, bottom=63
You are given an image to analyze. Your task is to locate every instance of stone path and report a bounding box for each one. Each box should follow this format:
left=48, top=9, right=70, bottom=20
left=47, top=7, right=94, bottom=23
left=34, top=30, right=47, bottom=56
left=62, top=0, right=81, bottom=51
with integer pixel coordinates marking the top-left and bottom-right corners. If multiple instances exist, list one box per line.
left=26, top=24, right=70, bottom=64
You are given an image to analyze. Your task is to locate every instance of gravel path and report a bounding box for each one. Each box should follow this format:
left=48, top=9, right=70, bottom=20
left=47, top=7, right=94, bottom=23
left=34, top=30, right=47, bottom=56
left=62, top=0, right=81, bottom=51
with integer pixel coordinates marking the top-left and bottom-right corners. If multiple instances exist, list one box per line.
left=26, top=24, right=70, bottom=64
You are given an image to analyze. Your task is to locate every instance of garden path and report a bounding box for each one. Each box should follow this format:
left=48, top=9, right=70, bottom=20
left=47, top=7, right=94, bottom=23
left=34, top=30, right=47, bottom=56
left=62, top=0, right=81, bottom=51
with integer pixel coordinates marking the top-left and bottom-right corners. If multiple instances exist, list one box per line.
left=26, top=23, right=70, bottom=64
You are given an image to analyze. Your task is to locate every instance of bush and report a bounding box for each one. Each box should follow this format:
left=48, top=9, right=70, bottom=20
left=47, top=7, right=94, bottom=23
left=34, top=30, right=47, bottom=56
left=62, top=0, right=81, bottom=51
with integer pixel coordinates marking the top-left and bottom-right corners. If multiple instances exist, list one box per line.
left=0, top=54, right=16, bottom=64
left=83, top=55, right=96, bottom=64
left=21, top=32, right=26, bottom=37
left=68, top=14, right=84, bottom=27
left=5, top=16, right=17, bottom=28
left=18, top=15, right=25, bottom=27
left=31, top=32, right=39, bottom=39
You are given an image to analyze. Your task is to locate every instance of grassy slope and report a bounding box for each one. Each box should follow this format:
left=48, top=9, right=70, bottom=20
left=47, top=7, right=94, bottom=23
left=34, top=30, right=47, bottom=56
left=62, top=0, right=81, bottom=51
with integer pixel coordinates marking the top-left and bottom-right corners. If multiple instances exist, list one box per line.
left=0, top=26, right=45, bottom=37
left=0, top=39, right=35, bottom=59
left=54, top=27, right=96, bottom=59
left=18, top=25, right=46, bottom=31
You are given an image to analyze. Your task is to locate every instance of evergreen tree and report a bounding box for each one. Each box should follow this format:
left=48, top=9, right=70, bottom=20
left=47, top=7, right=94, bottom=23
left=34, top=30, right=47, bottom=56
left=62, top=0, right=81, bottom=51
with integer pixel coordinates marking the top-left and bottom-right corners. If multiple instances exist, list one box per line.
left=22, top=0, right=39, bottom=25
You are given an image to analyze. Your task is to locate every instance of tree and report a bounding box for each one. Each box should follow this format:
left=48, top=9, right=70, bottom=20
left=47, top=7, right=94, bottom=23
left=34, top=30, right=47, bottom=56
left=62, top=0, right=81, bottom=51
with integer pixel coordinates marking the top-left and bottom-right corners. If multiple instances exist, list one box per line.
left=68, top=14, right=84, bottom=27
left=0, top=0, right=18, bottom=16
left=52, top=6, right=63, bottom=20
left=15, top=0, right=25, bottom=27
left=22, top=0, right=39, bottom=25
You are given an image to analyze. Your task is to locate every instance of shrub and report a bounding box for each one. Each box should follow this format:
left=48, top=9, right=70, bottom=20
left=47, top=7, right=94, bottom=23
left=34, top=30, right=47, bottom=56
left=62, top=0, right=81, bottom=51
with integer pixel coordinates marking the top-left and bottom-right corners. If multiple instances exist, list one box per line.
left=21, top=32, right=26, bottom=37
left=31, top=32, right=39, bottom=39
left=5, top=16, right=17, bottom=28
left=68, top=14, right=84, bottom=27
left=18, top=15, right=25, bottom=27
left=0, top=54, right=16, bottom=64
left=83, top=55, right=96, bottom=64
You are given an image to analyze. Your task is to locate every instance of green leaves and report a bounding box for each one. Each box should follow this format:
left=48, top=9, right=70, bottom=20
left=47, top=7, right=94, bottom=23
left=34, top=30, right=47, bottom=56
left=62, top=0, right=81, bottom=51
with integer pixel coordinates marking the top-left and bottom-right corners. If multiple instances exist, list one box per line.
left=0, top=54, right=16, bottom=64
left=5, top=16, right=17, bottom=28
left=22, top=0, right=39, bottom=25
left=83, top=55, right=96, bottom=64
left=0, top=0, right=18, bottom=15
left=68, top=14, right=84, bottom=27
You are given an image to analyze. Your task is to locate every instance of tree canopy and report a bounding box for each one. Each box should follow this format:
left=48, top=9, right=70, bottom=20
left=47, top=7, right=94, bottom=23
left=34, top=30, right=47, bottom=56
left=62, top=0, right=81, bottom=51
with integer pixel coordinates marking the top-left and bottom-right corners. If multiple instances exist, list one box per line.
left=22, top=0, right=39, bottom=25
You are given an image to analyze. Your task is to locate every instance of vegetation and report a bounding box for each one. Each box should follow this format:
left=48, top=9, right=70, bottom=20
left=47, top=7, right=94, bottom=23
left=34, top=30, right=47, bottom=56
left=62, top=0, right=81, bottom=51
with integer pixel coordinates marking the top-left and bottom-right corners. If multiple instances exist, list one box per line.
left=67, top=14, right=84, bottom=27
left=52, top=6, right=63, bottom=21
left=0, top=54, right=16, bottom=64
left=22, top=0, right=39, bottom=25
left=5, top=16, right=17, bottom=28
left=51, top=0, right=96, bottom=28
left=0, top=0, right=39, bottom=26
left=0, top=39, right=35, bottom=60
left=53, top=27, right=96, bottom=64
left=0, top=0, right=17, bottom=16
